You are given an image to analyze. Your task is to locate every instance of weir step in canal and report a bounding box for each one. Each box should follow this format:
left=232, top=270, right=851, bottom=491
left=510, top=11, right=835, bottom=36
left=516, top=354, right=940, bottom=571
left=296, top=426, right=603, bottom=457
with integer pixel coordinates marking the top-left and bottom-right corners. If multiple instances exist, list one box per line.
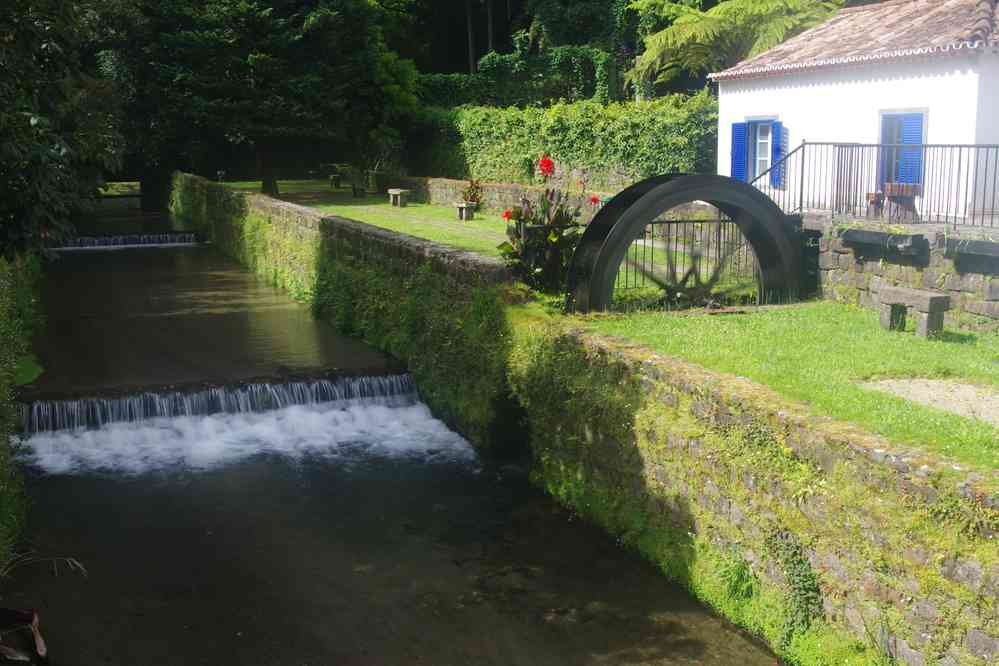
left=5, top=243, right=775, bottom=664
left=52, top=232, right=201, bottom=250
left=19, top=374, right=416, bottom=433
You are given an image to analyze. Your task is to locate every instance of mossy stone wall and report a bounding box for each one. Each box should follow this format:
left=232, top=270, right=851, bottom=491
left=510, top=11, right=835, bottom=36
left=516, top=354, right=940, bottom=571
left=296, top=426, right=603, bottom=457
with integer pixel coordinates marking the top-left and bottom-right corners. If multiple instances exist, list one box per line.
left=509, top=324, right=999, bottom=665
left=170, top=172, right=521, bottom=453
left=0, top=259, right=30, bottom=569
left=811, top=218, right=999, bottom=332
left=171, top=172, right=999, bottom=665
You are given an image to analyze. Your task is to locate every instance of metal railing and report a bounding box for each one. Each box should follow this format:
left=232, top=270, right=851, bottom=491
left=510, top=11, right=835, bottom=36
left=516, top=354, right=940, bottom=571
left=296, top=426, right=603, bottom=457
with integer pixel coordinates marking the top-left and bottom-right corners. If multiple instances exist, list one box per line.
left=751, top=142, right=999, bottom=227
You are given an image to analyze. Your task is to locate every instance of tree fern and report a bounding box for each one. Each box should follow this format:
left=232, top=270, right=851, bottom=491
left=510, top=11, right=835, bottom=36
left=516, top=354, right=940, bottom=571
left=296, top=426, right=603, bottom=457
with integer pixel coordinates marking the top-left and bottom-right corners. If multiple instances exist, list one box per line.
left=628, top=0, right=842, bottom=83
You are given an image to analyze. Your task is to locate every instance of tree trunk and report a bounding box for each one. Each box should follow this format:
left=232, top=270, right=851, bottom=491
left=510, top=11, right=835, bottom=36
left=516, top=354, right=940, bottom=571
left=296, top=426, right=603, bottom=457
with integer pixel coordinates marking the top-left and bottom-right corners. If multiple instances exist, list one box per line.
left=486, top=0, right=494, bottom=53
left=140, top=167, right=172, bottom=212
left=256, top=143, right=280, bottom=197
left=466, top=0, right=476, bottom=74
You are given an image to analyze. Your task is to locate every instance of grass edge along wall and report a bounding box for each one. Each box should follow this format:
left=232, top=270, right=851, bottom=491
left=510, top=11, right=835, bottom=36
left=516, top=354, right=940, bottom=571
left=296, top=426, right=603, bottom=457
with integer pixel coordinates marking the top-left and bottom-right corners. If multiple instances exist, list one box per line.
left=172, top=172, right=999, bottom=666
left=0, top=259, right=33, bottom=572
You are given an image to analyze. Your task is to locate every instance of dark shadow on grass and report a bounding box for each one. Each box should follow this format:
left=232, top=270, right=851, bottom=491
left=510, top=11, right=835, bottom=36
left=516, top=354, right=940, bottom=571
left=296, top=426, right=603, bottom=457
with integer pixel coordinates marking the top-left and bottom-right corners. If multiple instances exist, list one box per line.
left=938, top=330, right=978, bottom=345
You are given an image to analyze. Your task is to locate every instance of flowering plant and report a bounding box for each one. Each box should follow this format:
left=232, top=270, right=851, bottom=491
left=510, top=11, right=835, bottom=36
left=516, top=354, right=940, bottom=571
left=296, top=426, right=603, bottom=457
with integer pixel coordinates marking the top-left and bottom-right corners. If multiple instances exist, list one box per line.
left=497, top=155, right=600, bottom=292
left=461, top=179, right=483, bottom=205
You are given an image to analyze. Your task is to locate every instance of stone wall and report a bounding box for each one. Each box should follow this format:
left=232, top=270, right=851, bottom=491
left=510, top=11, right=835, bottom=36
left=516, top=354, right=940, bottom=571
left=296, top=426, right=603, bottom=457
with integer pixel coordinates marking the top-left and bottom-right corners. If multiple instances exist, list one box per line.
left=394, top=176, right=603, bottom=214
left=810, top=217, right=999, bottom=332
left=511, top=325, right=999, bottom=666
left=170, top=171, right=518, bottom=453
left=171, top=172, right=999, bottom=664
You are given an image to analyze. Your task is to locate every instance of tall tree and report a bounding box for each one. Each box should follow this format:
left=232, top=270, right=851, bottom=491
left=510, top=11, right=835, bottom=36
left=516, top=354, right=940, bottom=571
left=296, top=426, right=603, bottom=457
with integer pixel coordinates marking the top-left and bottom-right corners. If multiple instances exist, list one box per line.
left=466, top=0, right=477, bottom=73
left=628, top=0, right=841, bottom=83
left=486, top=0, right=495, bottom=52
left=129, top=0, right=416, bottom=196
left=0, top=0, right=124, bottom=254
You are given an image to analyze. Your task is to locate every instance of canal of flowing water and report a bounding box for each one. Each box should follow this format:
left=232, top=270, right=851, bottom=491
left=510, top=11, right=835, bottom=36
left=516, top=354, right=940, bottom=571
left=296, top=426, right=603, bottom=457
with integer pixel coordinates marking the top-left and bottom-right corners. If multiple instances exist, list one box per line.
left=4, top=245, right=774, bottom=665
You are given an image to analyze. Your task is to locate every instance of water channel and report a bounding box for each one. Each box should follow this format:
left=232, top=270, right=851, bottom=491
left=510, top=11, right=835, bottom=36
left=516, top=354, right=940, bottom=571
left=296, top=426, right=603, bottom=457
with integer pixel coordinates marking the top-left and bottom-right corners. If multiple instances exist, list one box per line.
left=5, top=245, right=774, bottom=664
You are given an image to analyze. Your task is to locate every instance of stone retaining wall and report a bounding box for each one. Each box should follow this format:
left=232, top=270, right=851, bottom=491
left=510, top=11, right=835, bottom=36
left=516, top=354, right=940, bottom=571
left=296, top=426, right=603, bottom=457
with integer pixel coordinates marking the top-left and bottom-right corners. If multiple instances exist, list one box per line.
left=394, top=176, right=602, bottom=213
left=809, top=217, right=999, bottom=331
left=511, top=325, right=999, bottom=666
left=171, top=172, right=999, bottom=664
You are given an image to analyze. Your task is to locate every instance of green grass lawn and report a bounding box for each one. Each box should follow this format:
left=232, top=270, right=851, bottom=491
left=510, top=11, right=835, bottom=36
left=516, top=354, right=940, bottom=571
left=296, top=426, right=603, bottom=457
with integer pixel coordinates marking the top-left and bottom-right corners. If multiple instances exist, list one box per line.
left=100, top=181, right=140, bottom=196
left=225, top=179, right=509, bottom=256
left=583, top=301, right=999, bottom=469
left=225, top=179, right=337, bottom=195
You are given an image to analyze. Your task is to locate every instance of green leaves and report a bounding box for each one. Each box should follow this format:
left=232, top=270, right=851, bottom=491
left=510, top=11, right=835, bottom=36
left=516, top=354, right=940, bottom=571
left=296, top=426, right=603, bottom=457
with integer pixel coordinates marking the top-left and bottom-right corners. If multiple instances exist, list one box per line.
left=406, top=91, right=717, bottom=190
left=0, top=0, right=124, bottom=255
left=628, top=0, right=842, bottom=83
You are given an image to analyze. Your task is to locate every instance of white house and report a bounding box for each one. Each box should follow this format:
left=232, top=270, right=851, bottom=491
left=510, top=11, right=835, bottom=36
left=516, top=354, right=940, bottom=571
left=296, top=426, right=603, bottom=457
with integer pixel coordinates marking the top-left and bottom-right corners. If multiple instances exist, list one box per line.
left=710, top=0, right=999, bottom=224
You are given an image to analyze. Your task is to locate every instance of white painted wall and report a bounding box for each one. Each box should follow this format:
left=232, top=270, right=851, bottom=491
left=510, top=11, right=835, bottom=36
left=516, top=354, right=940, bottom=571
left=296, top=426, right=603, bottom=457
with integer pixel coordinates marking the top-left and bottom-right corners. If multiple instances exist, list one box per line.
left=717, top=56, right=986, bottom=218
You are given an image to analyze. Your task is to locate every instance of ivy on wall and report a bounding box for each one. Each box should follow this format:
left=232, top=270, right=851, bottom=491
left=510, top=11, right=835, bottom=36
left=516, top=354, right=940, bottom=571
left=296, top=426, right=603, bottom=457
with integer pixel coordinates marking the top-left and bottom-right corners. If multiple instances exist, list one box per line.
left=404, top=90, right=718, bottom=190
left=0, top=259, right=32, bottom=569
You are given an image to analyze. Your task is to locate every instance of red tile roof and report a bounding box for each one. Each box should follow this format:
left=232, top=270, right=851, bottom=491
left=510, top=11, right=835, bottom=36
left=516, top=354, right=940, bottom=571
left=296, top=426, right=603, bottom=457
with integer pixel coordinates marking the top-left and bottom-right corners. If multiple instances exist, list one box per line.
left=710, top=0, right=998, bottom=82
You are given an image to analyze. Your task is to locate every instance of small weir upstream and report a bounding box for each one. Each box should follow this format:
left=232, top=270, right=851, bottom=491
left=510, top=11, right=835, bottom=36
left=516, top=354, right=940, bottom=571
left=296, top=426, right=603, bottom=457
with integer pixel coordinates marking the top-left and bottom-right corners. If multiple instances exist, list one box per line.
left=52, top=232, right=200, bottom=250
left=6, top=244, right=774, bottom=664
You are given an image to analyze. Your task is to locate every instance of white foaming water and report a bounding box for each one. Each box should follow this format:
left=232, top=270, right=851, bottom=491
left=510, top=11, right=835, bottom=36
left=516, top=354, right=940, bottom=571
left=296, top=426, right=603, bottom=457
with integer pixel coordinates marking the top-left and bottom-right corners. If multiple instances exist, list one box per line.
left=20, top=400, right=475, bottom=475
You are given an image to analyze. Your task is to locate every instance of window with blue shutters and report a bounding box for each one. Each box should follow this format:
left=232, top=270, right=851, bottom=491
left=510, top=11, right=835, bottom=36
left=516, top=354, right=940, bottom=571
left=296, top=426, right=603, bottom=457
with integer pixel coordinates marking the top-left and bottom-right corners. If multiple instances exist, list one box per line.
left=731, top=122, right=748, bottom=182
left=731, top=120, right=786, bottom=187
left=880, top=112, right=925, bottom=185
left=770, top=121, right=786, bottom=188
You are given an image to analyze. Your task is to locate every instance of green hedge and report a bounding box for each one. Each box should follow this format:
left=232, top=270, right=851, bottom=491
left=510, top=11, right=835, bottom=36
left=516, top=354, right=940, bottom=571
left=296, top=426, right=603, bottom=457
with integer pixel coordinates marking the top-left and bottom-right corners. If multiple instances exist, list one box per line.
left=416, top=46, right=618, bottom=108
left=404, top=91, right=718, bottom=190
left=0, top=259, right=32, bottom=568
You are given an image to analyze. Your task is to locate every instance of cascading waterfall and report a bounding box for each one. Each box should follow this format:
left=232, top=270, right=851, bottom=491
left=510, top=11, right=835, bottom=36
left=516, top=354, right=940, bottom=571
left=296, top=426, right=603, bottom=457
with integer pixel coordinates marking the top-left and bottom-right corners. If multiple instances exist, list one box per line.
left=54, top=233, right=200, bottom=250
left=20, top=374, right=417, bottom=434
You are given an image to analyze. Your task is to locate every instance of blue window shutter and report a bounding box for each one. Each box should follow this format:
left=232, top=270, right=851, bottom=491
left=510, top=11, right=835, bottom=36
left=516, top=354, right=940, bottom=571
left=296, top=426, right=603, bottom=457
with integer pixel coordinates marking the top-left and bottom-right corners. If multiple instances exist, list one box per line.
left=770, top=121, right=785, bottom=188
left=731, top=123, right=748, bottom=182
left=898, top=113, right=924, bottom=185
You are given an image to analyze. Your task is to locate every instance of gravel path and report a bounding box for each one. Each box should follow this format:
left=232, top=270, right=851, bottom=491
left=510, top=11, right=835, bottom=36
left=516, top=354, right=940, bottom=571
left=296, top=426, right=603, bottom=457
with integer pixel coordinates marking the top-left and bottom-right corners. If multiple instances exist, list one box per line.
left=863, top=379, right=999, bottom=427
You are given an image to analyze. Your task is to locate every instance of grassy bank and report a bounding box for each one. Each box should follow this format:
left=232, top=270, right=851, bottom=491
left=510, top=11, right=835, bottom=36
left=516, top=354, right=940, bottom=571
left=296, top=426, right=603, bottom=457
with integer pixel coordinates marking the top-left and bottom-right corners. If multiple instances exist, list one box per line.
left=584, top=302, right=999, bottom=469
left=226, top=180, right=509, bottom=256
left=0, top=257, right=37, bottom=568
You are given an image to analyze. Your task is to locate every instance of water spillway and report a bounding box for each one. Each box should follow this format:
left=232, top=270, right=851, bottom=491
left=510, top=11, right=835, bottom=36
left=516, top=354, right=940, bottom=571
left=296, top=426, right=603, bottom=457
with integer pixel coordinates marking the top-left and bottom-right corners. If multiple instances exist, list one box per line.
left=53, top=232, right=200, bottom=250
left=19, top=374, right=416, bottom=434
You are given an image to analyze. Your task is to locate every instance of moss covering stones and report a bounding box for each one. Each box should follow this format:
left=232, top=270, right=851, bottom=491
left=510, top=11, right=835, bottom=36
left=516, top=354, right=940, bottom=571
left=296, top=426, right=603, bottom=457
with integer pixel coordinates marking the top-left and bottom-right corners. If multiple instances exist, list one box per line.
left=171, top=172, right=999, bottom=665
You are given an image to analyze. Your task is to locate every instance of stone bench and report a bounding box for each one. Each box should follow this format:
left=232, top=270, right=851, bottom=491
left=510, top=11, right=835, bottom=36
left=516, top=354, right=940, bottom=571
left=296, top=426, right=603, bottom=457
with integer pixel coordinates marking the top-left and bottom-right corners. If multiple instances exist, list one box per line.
left=878, top=286, right=950, bottom=338
left=455, top=202, right=475, bottom=221
left=388, top=188, right=411, bottom=207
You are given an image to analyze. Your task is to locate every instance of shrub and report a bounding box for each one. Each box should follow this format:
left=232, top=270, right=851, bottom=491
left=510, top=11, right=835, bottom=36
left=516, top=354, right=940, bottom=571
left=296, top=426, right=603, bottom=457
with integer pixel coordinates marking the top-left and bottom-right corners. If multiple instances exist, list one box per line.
left=498, top=156, right=599, bottom=292
left=0, top=259, right=31, bottom=567
left=403, top=90, right=718, bottom=191
left=460, top=179, right=483, bottom=204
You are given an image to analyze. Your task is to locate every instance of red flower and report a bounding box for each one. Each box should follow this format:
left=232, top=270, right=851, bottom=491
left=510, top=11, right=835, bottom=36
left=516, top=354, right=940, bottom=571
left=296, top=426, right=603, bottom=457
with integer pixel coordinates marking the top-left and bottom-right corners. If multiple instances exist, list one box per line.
left=538, top=154, right=555, bottom=178
left=589, top=195, right=601, bottom=206
left=502, top=208, right=512, bottom=221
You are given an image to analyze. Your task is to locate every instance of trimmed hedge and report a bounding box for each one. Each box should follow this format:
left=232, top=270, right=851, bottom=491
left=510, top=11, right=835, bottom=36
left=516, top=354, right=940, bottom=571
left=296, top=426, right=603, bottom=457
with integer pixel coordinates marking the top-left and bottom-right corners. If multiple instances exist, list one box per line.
left=404, top=91, right=718, bottom=191
left=416, top=46, right=618, bottom=108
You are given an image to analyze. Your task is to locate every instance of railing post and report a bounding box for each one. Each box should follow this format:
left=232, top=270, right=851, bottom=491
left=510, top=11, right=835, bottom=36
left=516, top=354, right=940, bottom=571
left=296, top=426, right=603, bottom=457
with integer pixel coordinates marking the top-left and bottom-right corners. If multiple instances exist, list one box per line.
left=798, top=141, right=807, bottom=214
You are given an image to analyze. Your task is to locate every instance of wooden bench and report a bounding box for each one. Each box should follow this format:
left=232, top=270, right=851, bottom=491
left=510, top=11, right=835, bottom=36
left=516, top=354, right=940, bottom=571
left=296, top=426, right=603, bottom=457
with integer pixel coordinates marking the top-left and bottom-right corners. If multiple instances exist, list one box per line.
left=878, top=286, right=950, bottom=338
left=388, top=188, right=411, bottom=207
